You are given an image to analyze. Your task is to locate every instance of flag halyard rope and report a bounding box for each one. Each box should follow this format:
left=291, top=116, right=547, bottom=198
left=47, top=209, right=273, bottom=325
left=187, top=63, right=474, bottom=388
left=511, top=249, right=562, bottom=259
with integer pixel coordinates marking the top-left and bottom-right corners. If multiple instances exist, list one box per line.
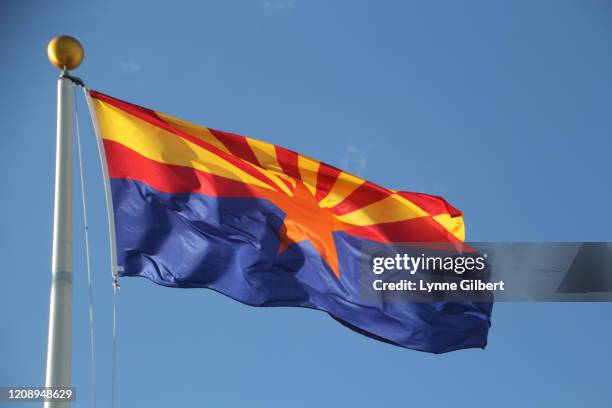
left=81, top=85, right=122, bottom=408
left=74, top=85, right=97, bottom=408
left=81, top=87, right=121, bottom=287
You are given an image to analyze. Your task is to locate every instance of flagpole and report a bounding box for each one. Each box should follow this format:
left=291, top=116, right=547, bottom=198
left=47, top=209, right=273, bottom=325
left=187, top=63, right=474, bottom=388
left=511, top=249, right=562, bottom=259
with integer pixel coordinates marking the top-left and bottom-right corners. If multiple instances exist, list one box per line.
left=45, top=35, right=84, bottom=408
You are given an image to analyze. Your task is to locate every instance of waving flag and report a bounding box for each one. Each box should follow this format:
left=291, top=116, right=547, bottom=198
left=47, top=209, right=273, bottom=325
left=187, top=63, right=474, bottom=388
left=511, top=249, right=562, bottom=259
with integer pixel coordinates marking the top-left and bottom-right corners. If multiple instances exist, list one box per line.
left=88, top=90, right=491, bottom=353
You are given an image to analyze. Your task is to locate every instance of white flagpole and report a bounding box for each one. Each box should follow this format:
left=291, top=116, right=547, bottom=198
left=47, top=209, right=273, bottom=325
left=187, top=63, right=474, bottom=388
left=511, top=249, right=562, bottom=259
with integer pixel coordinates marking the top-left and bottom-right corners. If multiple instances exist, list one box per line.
left=45, top=36, right=84, bottom=408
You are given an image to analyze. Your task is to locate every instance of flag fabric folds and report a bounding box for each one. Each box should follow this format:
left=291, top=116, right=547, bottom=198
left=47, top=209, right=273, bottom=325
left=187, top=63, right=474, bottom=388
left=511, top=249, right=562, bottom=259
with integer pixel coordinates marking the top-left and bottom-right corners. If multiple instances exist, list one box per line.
left=88, top=90, right=491, bottom=353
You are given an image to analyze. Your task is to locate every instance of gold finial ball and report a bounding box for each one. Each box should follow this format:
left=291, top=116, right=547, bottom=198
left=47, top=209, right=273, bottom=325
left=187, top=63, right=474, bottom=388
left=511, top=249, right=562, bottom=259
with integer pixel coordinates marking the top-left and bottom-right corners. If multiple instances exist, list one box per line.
left=47, top=35, right=84, bottom=70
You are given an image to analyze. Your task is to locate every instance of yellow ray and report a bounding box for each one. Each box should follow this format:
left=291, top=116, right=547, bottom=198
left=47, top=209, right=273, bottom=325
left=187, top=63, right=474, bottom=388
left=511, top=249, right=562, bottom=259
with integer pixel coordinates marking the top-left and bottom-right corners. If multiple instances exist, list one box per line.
left=93, top=99, right=274, bottom=190
left=298, top=155, right=320, bottom=195
left=156, top=112, right=231, bottom=154
left=319, top=171, right=365, bottom=208
left=244, top=136, right=296, bottom=195
left=334, top=193, right=428, bottom=226
left=246, top=137, right=283, bottom=173
left=433, top=213, right=465, bottom=241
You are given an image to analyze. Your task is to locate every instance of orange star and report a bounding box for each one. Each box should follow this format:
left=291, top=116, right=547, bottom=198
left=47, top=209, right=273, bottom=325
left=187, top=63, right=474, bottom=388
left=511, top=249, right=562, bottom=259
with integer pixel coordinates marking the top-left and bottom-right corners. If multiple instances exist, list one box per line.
left=273, top=181, right=350, bottom=277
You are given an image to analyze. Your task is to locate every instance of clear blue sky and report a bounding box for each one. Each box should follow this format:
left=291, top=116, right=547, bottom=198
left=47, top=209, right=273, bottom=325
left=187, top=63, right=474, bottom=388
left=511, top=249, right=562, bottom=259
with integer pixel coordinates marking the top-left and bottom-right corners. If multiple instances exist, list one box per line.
left=2, top=1, right=612, bottom=407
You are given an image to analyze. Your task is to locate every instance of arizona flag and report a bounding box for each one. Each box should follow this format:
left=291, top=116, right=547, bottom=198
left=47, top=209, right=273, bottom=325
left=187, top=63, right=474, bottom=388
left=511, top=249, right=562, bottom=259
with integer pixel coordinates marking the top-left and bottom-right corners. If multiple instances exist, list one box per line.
left=88, top=90, right=491, bottom=353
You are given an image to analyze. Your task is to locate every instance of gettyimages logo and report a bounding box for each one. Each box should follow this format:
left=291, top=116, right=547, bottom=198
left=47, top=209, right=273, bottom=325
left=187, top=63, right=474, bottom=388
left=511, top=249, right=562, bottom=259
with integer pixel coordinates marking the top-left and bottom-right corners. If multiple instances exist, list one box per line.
left=371, top=253, right=488, bottom=275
